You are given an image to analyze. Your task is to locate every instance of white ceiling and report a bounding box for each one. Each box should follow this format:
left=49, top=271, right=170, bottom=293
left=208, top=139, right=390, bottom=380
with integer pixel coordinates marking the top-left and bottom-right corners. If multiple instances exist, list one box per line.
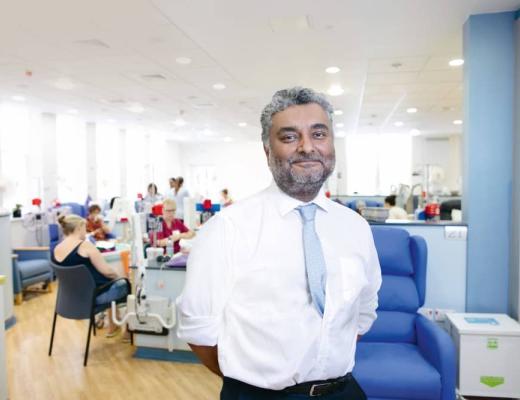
left=0, top=0, right=518, bottom=142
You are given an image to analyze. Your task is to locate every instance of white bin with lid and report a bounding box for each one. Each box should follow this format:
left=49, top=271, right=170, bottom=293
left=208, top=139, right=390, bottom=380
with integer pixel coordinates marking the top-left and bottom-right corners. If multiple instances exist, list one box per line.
left=446, top=313, right=520, bottom=398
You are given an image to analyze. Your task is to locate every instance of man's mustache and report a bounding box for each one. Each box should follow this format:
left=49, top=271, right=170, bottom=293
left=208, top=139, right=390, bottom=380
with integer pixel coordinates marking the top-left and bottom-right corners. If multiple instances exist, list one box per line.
left=288, top=154, right=325, bottom=165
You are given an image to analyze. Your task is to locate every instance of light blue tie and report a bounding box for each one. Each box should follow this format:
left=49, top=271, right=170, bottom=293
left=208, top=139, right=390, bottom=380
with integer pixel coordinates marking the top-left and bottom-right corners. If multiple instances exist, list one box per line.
left=297, top=204, right=326, bottom=316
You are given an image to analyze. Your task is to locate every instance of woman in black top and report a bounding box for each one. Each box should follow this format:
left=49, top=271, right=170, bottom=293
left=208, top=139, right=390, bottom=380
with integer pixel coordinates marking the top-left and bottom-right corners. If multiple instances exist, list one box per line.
left=52, top=214, right=128, bottom=337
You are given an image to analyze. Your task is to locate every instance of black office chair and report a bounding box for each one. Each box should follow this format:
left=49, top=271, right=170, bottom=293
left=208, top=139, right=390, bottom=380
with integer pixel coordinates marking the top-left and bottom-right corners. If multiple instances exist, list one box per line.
left=48, top=262, right=130, bottom=366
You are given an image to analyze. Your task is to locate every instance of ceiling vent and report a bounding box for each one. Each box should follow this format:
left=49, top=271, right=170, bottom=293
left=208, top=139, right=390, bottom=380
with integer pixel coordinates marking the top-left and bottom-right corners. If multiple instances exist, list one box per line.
left=192, top=102, right=216, bottom=110
left=74, top=39, right=110, bottom=49
left=141, top=74, right=167, bottom=81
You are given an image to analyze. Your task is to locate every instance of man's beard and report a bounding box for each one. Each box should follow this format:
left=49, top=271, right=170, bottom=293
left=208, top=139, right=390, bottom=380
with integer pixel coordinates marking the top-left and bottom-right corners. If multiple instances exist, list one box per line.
left=268, top=151, right=335, bottom=201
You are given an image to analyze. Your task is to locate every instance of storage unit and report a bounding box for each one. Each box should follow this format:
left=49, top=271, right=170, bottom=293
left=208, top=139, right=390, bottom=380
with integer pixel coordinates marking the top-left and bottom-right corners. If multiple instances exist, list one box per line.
left=0, top=275, right=8, bottom=400
left=446, top=313, right=520, bottom=398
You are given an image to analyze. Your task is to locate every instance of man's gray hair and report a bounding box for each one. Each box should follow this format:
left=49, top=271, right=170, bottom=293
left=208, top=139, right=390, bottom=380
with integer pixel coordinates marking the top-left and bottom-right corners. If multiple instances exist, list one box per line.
left=260, top=87, right=334, bottom=146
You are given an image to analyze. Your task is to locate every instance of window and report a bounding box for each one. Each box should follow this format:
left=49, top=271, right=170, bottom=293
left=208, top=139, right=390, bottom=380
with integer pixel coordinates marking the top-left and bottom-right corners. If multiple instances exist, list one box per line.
left=96, top=124, right=121, bottom=200
left=346, top=133, right=411, bottom=195
left=56, top=115, right=87, bottom=202
left=0, top=103, right=43, bottom=208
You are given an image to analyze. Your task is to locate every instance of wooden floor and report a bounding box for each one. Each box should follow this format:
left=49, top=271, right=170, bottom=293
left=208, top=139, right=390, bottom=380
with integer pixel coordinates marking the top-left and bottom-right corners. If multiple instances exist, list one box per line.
left=6, top=284, right=221, bottom=399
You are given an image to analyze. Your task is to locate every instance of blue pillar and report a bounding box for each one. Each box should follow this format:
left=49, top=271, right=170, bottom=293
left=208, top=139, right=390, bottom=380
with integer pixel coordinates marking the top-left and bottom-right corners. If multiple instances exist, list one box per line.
left=463, top=11, right=516, bottom=313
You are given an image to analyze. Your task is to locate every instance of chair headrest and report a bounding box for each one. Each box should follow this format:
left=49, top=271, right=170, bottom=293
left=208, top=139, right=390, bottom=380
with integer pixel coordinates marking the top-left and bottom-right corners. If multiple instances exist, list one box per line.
left=371, top=227, right=414, bottom=276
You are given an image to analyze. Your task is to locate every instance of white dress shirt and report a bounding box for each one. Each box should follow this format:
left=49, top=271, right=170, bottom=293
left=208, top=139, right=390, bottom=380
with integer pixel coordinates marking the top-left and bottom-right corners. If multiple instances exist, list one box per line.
left=177, top=183, right=381, bottom=390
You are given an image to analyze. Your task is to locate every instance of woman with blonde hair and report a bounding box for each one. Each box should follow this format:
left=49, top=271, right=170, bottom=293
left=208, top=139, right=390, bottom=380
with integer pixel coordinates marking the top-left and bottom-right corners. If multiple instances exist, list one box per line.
left=52, top=214, right=129, bottom=337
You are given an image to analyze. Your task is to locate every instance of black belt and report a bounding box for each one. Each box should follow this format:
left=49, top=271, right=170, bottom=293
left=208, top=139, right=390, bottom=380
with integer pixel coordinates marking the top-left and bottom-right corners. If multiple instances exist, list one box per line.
left=283, top=374, right=350, bottom=397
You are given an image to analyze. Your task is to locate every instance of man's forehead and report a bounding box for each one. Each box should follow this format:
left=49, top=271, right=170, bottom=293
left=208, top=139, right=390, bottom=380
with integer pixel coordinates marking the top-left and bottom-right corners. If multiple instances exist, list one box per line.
left=271, top=103, right=330, bottom=127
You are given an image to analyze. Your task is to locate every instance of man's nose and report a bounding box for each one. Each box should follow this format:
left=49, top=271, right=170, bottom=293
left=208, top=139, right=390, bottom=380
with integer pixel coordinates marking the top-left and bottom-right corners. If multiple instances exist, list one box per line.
left=297, top=133, right=315, bottom=153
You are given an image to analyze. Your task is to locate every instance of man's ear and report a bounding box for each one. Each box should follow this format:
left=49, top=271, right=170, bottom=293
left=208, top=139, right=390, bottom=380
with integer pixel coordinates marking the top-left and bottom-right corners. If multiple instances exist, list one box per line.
left=263, top=144, right=270, bottom=161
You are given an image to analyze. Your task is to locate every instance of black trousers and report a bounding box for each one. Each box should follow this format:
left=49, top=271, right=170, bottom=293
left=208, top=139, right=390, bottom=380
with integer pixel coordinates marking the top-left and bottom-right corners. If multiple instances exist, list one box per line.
left=220, top=375, right=367, bottom=400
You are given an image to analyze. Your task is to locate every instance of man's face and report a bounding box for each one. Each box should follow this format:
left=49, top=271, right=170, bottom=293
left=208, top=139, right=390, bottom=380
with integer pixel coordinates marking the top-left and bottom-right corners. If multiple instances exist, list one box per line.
left=265, top=103, right=335, bottom=201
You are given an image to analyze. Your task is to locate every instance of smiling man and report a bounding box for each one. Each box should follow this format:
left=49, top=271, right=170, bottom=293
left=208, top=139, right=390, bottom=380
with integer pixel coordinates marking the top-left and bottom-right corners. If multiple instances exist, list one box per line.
left=177, top=87, right=382, bottom=400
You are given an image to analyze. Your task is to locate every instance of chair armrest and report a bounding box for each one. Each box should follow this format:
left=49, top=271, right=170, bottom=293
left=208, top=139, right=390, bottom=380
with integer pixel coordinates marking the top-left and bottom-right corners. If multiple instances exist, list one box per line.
left=13, top=247, right=50, bottom=261
left=416, top=315, right=457, bottom=400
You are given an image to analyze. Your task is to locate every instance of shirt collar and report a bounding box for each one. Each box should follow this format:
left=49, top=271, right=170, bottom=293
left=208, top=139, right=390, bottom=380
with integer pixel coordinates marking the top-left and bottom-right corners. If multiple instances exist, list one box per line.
left=268, top=181, right=330, bottom=217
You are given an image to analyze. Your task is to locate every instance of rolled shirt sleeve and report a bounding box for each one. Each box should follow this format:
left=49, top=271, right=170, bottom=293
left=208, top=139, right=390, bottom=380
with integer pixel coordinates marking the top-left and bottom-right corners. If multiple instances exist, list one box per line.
left=357, top=225, right=382, bottom=335
left=176, top=214, right=235, bottom=346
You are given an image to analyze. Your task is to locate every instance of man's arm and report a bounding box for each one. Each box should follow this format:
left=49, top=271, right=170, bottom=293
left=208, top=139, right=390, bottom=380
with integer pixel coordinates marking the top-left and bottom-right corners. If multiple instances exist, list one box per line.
left=188, top=344, right=222, bottom=377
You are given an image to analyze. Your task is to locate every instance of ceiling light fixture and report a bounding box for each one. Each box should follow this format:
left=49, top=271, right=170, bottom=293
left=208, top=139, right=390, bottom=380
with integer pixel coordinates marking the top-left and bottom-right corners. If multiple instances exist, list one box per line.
left=325, top=66, right=340, bottom=74
left=176, top=56, right=192, bottom=65
left=406, top=107, right=418, bottom=114
left=394, top=121, right=404, bottom=127
left=223, top=136, right=233, bottom=142
left=327, top=84, right=344, bottom=96
left=238, top=122, right=247, bottom=127
left=449, top=59, right=464, bottom=67
left=333, top=110, right=343, bottom=116
left=453, top=119, right=463, bottom=125
left=212, top=83, right=226, bottom=90
left=410, top=129, right=421, bottom=136
left=12, top=95, right=26, bottom=102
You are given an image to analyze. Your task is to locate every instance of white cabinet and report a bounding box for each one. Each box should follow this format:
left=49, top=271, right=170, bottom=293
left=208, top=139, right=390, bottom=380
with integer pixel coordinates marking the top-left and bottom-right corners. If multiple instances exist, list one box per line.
left=446, top=313, right=520, bottom=398
left=0, top=275, right=8, bottom=400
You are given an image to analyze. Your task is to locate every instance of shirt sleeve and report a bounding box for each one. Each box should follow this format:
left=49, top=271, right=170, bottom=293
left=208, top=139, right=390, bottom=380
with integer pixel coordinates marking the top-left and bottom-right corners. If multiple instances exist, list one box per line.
left=176, top=214, right=235, bottom=346
left=178, top=220, right=189, bottom=234
left=358, top=225, right=382, bottom=335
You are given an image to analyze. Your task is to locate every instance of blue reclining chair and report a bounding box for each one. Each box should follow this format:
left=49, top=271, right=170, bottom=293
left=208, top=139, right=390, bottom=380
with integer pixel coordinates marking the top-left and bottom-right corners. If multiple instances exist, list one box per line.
left=353, top=226, right=456, bottom=400
left=12, top=247, right=53, bottom=304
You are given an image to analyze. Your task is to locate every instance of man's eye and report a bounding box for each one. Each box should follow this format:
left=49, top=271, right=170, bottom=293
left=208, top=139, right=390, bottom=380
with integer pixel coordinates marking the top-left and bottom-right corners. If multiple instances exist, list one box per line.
left=281, top=134, right=297, bottom=142
left=313, top=131, right=327, bottom=138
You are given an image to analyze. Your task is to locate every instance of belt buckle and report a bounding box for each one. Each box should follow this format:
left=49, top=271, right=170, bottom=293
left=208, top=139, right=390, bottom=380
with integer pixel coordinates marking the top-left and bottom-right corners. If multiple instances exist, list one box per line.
left=309, top=382, right=330, bottom=397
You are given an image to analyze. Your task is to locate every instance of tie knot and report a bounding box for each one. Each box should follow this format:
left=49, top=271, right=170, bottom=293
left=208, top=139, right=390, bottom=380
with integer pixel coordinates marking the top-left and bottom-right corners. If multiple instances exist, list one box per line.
left=298, top=203, right=317, bottom=222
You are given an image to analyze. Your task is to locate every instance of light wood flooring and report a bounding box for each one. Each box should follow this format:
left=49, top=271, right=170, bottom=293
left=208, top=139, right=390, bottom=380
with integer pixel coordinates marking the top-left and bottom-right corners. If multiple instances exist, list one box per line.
left=6, top=284, right=221, bottom=399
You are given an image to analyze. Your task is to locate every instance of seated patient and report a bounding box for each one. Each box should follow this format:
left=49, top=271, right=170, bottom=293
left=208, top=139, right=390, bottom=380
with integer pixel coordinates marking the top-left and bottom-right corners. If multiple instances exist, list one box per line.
left=86, top=204, right=111, bottom=241
left=149, top=199, right=195, bottom=253
left=52, top=214, right=128, bottom=337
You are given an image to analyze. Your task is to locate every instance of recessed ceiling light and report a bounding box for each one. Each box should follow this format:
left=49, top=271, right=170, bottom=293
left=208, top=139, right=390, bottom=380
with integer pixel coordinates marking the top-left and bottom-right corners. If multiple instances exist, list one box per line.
left=223, top=136, right=233, bottom=142
left=174, top=118, right=186, bottom=127
left=333, top=110, right=343, bottom=116
left=238, top=122, right=247, bottom=127
left=325, top=66, right=340, bottom=74
left=127, top=103, right=144, bottom=113
left=453, top=119, right=463, bottom=125
left=449, top=59, right=464, bottom=67
left=327, top=84, right=344, bottom=96
left=410, top=129, right=421, bottom=136
left=335, top=123, right=344, bottom=128
left=406, top=107, right=418, bottom=114
left=12, top=95, right=26, bottom=102
left=67, top=109, right=78, bottom=114
left=176, top=56, right=192, bottom=65
left=394, top=121, right=404, bottom=127
left=212, top=83, right=226, bottom=90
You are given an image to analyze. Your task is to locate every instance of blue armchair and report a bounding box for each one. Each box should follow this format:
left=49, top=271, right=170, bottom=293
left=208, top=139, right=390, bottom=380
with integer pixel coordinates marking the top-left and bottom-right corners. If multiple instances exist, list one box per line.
left=12, top=247, right=53, bottom=304
left=353, top=226, right=456, bottom=400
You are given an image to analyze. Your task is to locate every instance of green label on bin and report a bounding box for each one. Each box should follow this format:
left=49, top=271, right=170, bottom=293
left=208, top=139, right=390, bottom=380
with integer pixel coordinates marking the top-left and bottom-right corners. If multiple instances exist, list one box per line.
left=487, top=338, right=498, bottom=349
left=480, top=376, right=504, bottom=388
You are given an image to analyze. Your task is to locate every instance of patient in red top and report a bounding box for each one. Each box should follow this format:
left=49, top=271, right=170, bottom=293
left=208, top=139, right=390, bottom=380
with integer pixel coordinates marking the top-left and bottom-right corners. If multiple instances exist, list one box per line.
left=150, top=198, right=195, bottom=253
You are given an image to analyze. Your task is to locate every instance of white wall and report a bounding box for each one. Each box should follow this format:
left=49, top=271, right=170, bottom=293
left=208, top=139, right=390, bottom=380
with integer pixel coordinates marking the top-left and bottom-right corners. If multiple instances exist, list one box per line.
left=412, top=134, right=462, bottom=193
left=176, top=141, right=272, bottom=202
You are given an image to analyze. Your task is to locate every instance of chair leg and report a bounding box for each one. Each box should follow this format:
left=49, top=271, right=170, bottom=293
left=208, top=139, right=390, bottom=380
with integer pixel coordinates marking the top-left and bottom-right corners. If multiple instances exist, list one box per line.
left=84, top=316, right=94, bottom=367
left=14, top=293, right=23, bottom=305
left=49, top=312, right=58, bottom=356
